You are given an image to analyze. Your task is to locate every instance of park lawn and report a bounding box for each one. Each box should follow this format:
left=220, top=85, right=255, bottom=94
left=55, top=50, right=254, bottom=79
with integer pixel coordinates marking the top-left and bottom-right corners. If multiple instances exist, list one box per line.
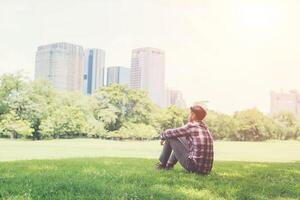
left=1, top=139, right=300, bottom=162
left=0, top=139, right=299, bottom=199
left=0, top=157, right=300, bottom=200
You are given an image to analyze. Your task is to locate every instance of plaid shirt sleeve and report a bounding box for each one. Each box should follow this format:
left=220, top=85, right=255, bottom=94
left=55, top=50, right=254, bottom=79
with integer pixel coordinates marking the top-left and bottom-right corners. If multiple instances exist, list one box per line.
left=160, top=123, right=191, bottom=139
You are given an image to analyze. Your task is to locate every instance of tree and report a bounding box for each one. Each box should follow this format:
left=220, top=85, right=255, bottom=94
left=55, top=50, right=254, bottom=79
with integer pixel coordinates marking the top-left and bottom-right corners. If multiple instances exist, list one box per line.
left=3, top=72, right=300, bottom=141
left=40, top=105, right=88, bottom=138
left=156, top=105, right=189, bottom=132
left=272, top=112, right=300, bottom=140
left=0, top=72, right=26, bottom=115
left=26, top=79, right=57, bottom=139
left=112, top=122, right=158, bottom=140
left=85, top=119, right=108, bottom=138
left=204, top=110, right=237, bottom=140
left=92, top=92, right=119, bottom=131
left=92, top=84, right=156, bottom=131
left=0, top=111, right=33, bottom=138
left=233, top=108, right=278, bottom=141
left=39, top=92, right=89, bottom=138
left=4, top=80, right=57, bottom=139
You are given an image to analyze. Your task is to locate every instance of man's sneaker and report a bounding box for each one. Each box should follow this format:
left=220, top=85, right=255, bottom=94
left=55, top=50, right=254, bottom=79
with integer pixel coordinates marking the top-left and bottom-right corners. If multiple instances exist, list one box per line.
left=165, top=163, right=175, bottom=170
left=155, top=163, right=166, bottom=170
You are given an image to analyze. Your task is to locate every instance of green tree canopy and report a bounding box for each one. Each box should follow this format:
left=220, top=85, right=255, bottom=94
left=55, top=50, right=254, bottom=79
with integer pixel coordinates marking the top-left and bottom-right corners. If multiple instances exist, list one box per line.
left=233, top=108, right=278, bottom=141
left=92, top=84, right=156, bottom=131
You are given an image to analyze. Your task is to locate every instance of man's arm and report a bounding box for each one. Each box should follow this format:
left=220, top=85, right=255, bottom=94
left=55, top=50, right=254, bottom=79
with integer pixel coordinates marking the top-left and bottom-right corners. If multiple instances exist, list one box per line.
left=161, top=123, right=191, bottom=140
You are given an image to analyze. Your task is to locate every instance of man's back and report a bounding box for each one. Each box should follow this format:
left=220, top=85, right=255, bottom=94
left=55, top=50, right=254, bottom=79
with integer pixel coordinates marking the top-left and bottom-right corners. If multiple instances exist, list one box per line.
left=186, top=121, right=214, bottom=174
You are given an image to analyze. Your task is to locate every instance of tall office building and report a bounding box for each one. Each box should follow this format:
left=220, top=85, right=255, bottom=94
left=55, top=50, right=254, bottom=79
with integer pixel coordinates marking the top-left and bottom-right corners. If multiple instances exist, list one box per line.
left=270, top=90, right=300, bottom=118
left=166, top=89, right=187, bottom=108
left=130, top=47, right=166, bottom=107
left=83, top=48, right=105, bottom=95
left=35, top=42, right=84, bottom=92
left=107, top=66, right=130, bottom=86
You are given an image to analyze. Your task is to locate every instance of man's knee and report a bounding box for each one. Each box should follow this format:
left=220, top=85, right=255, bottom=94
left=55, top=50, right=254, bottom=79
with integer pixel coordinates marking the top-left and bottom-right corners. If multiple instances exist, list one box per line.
left=165, top=138, right=177, bottom=145
left=165, top=137, right=177, bottom=142
left=166, top=138, right=182, bottom=149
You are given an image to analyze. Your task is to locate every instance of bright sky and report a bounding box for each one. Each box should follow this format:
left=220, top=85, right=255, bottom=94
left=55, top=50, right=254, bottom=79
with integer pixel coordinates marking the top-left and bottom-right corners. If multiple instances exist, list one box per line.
left=0, top=0, right=299, bottom=114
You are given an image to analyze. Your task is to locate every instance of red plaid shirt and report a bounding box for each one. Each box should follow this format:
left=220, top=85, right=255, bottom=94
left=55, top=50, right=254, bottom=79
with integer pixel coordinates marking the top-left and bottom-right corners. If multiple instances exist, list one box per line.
left=161, top=121, right=214, bottom=175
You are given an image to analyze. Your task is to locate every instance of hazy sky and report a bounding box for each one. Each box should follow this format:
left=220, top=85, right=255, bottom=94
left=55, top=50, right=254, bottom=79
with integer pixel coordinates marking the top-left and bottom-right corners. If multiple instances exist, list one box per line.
left=1, top=0, right=300, bottom=114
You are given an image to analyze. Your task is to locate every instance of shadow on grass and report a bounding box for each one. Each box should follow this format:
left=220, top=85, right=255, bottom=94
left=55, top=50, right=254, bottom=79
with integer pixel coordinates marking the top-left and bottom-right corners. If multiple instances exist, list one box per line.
left=0, top=158, right=299, bottom=200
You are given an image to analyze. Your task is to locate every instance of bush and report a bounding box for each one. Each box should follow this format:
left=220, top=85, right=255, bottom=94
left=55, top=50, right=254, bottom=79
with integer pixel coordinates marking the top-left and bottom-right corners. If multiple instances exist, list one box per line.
left=272, top=112, right=300, bottom=140
left=0, top=112, right=33, bottom=138
left=86, top=119, right=108, bottom=138
left=204, top=111, right=237, bottom=140
left=39, top=105, right=88, bottom=139
left=155, top=105, right=189, bottom=133
left=109, top=122, right=158, bottom=140
left=232, top=109, right=277, bottom=141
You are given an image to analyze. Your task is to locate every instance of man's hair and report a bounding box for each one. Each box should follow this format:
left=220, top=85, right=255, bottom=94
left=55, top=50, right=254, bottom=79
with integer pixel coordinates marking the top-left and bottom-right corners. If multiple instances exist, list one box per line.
left=190, top=105, right=207, bottom=121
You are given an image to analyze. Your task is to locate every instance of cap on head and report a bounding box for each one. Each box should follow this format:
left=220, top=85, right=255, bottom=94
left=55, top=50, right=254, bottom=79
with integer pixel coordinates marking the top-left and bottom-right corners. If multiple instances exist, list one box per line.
left=190, top=105, right=207, bottom=121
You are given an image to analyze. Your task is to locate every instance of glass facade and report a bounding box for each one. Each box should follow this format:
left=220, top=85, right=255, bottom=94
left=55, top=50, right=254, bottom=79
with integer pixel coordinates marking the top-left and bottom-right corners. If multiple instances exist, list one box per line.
left=83, top=49, right=105, bottom=95
left=129, top=47, right=166, bottom=107
left=107, top=66, right=130, bottom=86
left=35, top=42, right=84, bottom=92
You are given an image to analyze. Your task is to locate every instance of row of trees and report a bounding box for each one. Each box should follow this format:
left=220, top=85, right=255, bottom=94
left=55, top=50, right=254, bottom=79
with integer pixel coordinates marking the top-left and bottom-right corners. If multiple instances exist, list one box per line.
left=205, top=109, right=300, bottom=141
left=0, top=73, right=300, bottom=141
left=0, top=73, right=188, bottom=140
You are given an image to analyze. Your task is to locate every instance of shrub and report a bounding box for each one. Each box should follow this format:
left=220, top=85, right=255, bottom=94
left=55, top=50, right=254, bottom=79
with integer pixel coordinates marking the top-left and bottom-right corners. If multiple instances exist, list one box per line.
left=232, top=109, right=277, bottom=141
left=86, top=119, right=108, bottom=138
left=109, top=122, right=158, bottom=140
left=0, top=112, right=33, bottom=138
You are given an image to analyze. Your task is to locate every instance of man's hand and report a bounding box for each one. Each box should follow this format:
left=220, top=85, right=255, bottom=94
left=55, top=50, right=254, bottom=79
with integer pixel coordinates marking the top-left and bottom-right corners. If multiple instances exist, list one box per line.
left=160, top=132, right=165, bottom=145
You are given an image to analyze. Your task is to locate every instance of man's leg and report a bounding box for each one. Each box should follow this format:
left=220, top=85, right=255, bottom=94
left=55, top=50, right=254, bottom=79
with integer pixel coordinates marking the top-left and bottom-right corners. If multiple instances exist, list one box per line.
left=167, top=137, right=189, bottom=165
left=159, top=139, right=173, bottom=166
left=168, top=137, right=191, bottom=171
left=167, top=152, right=177, bottom=166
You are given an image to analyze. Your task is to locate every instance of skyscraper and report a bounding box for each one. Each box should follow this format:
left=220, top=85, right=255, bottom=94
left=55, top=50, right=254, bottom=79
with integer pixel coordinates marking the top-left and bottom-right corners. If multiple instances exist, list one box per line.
left=130, top=47, right=166, bottom=107
left=35, top=42, right=84, bottom=92
left=270, top=90, right=300, bottom=118
left=83, top=48, right=105, bottom=95
left=107, top=66, right=130, bottom=86
left=166, top=88, right=187, bottom=108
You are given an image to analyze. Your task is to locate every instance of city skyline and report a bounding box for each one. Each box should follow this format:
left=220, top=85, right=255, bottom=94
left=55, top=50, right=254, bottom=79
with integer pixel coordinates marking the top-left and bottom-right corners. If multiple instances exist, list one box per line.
left=33, top=42, right=300, bottom=114
left=34, top=40, right=183, bottom=108
left=1, top=0, right=300, bottom=114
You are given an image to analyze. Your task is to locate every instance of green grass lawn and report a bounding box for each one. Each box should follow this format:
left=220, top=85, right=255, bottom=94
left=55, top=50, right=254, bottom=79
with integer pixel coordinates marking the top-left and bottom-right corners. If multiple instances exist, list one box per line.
left=0, top=139, right=300, bottom=199
left=0, top=139, right=299, bottom=162
left=0, top=158, right=299, bottom=200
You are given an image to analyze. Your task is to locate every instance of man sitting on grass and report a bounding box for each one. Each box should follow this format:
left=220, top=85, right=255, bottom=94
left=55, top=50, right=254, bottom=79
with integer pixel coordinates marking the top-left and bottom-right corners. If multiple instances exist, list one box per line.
left=156, top=105, right=214, bottom=175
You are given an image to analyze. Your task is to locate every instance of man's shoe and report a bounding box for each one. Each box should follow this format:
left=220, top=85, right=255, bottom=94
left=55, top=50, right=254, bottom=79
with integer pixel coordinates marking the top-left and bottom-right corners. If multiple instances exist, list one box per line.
left=165, top=163, right=175, bottom=170
left=155, top=163, right=166, bottom=170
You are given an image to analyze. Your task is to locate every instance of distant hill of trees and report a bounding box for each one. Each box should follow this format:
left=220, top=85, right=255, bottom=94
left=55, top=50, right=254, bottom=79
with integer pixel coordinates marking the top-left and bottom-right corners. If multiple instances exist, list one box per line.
left=0, top=73, right=299, bottom=141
